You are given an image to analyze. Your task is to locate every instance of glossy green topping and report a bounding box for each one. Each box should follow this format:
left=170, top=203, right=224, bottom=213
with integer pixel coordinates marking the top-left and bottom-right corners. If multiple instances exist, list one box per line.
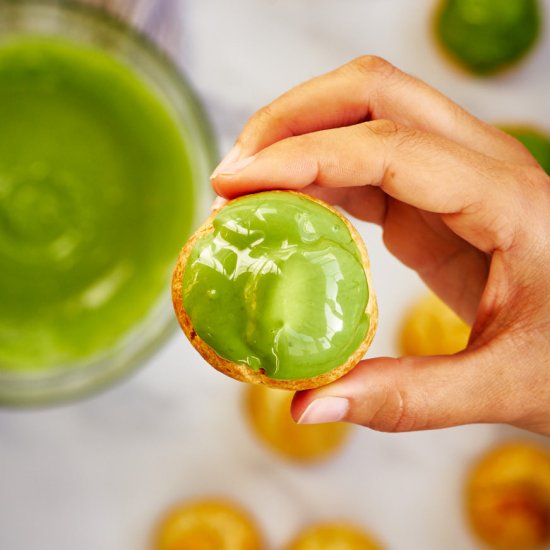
left=435, top=0, right=541, bottom=75
left=502, top=126, right=550, bottom=175
left=182, top=192, right=370, bottom=380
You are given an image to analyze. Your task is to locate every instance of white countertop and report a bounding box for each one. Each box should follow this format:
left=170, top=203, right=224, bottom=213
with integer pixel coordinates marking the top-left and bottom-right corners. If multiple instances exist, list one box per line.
left=2, top=1, right=550, bottom=549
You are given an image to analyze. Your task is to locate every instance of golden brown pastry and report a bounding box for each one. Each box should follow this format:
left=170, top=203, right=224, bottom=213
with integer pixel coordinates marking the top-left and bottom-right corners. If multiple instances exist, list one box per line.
left=399, top=292, right=470, bottom=356
left=466, top=441, right=550, bottom=550
left=285, top=522, right=384, bottom=550
left=244, top=384, right=351, bottom=462
left=154, top=498, right=263, bottom=550
left=172, top=190, right=377, bottom=390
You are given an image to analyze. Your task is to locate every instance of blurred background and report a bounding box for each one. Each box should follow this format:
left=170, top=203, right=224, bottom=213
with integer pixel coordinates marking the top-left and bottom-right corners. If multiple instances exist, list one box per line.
left=1, top=0, right=550, bottom=549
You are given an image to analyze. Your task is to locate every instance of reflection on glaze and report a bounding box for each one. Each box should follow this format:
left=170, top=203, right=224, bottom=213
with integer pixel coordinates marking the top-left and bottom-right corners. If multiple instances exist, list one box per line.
left=182, top=192, right=370, bottom=380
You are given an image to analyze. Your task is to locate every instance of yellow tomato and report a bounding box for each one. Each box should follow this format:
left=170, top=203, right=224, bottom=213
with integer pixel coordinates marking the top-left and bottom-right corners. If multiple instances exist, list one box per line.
left=466, top=442, right=550, bottom=549
left=154, top=499, right=263, bottom=550
left=399, top=292, right=470, bottom=356
left=244, top=384, right=351, bottom=462
left=285, top=522, right=384, bottom=550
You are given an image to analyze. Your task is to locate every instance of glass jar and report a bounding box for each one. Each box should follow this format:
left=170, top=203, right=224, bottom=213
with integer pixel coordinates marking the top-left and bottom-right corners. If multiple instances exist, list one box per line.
left=0, top=0, right=216, bottom=405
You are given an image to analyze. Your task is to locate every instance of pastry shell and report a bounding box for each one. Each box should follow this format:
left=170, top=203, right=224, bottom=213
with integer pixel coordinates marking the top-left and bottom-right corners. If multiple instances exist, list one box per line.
left=172, top=190, right=378, bottom=390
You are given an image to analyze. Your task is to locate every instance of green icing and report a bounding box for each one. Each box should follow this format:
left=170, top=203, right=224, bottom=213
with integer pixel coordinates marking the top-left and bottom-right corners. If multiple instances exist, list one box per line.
left=0, top=37, right=197, bottom=370
left=502, top=126, right=550, bottom=175
left=182, top=192, right=370, bottom=380
left=435, top=0, right=541, bottom=75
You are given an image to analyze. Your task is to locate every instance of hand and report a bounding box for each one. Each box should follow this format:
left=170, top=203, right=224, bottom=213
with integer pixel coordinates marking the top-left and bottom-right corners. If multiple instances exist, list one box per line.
left=210, top=56, right=550, bottom=435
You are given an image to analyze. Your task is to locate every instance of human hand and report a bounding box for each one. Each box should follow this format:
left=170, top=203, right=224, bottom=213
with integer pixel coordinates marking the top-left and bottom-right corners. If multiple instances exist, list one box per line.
left=210, top=56, right=550, bottom=435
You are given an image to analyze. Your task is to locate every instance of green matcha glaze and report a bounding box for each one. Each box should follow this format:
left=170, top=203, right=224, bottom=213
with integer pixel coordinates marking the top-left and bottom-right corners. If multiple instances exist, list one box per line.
left=435, top=0, right=541, bottom=75
left=502, top=126, right=550, bottom=175
left=182, top=192, right=370, bottom=380
left=0, top=38, right=195, bottom=370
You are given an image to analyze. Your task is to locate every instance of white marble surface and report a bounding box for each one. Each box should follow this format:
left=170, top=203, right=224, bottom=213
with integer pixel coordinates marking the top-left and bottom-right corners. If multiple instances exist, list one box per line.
left=2, top=1, right=550, bottom=549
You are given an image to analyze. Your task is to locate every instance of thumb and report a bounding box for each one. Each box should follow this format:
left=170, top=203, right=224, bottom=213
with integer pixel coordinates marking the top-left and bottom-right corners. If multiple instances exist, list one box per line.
left=291, top=349, right=511, bottom=432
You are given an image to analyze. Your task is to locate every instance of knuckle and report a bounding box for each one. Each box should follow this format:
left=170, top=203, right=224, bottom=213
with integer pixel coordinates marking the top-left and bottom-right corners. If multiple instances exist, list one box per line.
left=347, top=55, right=394, bottom=78
left=486, top=164, right=550, bottom=252
left=497, top=129, right=544, bottom=168
left=519, top=164, right=550, bottom=195
left=361, top=119, right=419, bottom=151
left=367, top=384, right=422, bottom=433
left=251, top=104, right=276, bottom=125
left=247, top=102, right=293, bottom=141
left=460, top=205, right=517, bottom=253
left=248, top=103, right=285, bottom=132
left=365, top=118, right=402, bottom=138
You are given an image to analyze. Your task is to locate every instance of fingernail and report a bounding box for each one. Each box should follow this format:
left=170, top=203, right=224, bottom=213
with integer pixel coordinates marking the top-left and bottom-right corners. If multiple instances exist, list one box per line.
left=212, top=155, right=255, bottom=179
left=211, top=144, right=241, bottom=178
left=211, top=144, right=256, bottom=179
left=211, top=196, right=227, bottom=211
left=297, top=396, right=349, bottom=425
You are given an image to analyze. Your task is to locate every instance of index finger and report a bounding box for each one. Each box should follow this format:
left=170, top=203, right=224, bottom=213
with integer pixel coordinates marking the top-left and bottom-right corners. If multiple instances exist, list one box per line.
left=232, top=56, right=536, bottom=167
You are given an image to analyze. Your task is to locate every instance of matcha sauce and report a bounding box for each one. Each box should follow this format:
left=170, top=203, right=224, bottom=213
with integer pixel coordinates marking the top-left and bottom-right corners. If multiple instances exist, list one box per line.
left=182, top=193, right=370, bottom=380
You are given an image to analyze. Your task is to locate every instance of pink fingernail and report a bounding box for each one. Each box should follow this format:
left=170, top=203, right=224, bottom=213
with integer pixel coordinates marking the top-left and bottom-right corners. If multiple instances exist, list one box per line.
left=211, top=144, right=241, bottom=179
left=211, top=196, right=227, bottom=211
left=297, top=396, right=349, bottom=425
left=211, top=144, right=256, bottom=179
left=212, top=155, right=256, bottom=178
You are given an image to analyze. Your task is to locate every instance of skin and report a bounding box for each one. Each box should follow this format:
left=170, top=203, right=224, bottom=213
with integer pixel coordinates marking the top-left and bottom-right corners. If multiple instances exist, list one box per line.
left=210, top=56, right=550, bottom=436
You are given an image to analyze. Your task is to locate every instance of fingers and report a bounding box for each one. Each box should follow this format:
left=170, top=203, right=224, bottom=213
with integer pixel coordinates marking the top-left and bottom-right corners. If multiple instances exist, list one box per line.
left=213, top=120, right=521, bottom=253
left=301, top=184, right=389, bottom=225
left=231, top=56, right=536, bottom=167
left=290, top=349, right=515, bottom=432
left=381, top=201, right=490, bottom=324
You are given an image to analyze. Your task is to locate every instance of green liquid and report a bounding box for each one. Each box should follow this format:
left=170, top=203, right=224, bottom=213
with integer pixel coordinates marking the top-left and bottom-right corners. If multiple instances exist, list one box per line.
left=0, top=38, right=195, bottom=370
left=435, top=0, right=541, bottom=75
left=182, top=192, right=370, bottom=380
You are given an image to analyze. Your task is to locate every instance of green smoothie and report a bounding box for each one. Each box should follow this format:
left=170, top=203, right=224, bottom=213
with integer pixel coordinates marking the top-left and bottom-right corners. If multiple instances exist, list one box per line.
left=182, top=192, right=371, bottom=380
left=0, top=37, right=196, bottom=371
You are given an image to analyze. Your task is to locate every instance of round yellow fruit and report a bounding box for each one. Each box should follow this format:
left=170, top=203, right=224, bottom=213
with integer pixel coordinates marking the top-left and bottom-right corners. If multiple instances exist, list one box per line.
left=244, top=384, right=351, bottom=463
left=154, top=498, right=263, bottom=550
left=285, top=522, right=384, bottom=550
left=466, top=442, right=550, bottom=550
left=399, top=292, right=470, bottom=356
